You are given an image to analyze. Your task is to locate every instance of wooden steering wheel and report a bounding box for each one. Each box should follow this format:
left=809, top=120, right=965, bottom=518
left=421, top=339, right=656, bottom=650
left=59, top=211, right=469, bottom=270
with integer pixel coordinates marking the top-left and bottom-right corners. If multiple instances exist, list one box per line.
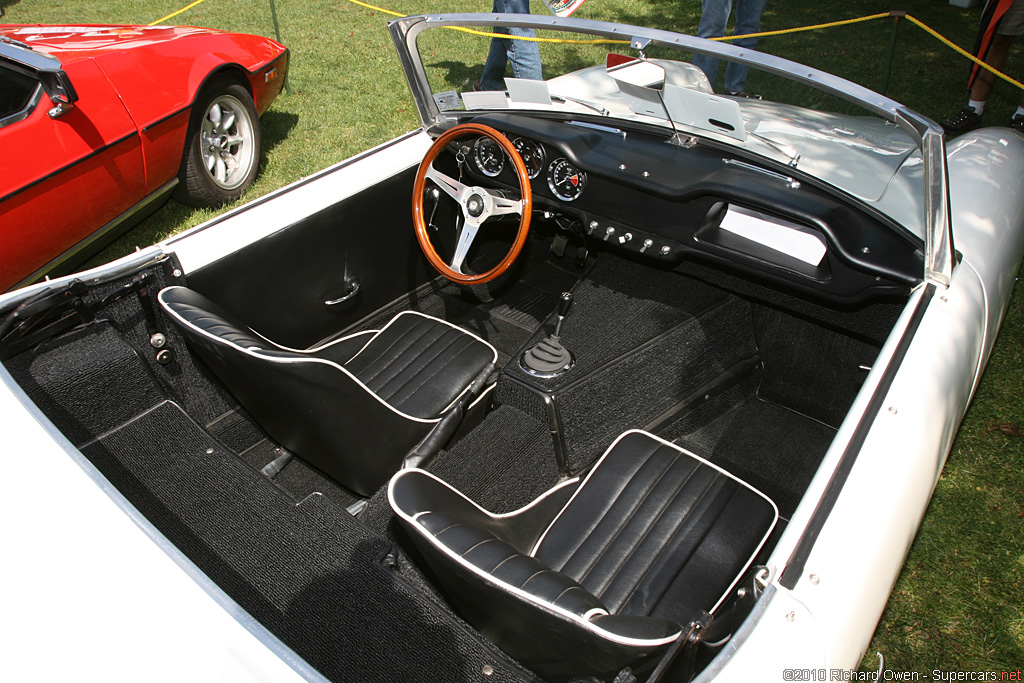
left=413, top=123, right=532, bottom=284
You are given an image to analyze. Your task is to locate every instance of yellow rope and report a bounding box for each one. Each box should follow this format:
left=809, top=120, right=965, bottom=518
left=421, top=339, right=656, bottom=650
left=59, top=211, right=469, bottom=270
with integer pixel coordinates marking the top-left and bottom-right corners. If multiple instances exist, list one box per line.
left=710, top=12, right=891, bottom=42
left=344, top=1, right=628, bottom=44
left=148, top=0, right=210, bottom=26
left=344, top=0, right=404, bottom=18
left=149, top=1, right=1024, bottom=92
left=904, top=14, right=1024, bottom=92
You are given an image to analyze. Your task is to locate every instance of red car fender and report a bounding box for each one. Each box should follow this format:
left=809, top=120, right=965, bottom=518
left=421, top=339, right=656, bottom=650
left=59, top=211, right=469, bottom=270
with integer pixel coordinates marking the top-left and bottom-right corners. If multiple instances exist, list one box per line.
left=93, top=30, right=287, bottom=194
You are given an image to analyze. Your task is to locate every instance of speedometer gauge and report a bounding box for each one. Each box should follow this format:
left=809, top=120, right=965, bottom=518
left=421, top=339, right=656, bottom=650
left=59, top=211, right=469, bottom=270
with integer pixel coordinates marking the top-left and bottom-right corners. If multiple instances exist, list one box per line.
left=473, top=137, right=504, bottom=177
left=547, top=158, right=586, bottom=202
left=512, top=138, right=545, bottom=179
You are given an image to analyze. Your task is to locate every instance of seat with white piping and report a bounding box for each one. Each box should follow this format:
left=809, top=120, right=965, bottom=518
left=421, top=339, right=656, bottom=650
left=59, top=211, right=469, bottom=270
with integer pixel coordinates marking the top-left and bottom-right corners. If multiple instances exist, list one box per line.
left=158, top=285, right=497, bottom=497
left=389, top=430, right=778, bottom=681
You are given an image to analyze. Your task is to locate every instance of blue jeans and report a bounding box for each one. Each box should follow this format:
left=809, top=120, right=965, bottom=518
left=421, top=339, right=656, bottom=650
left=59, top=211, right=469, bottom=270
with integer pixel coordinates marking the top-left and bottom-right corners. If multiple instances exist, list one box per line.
left=480, top=0, right=543, bottom=91
left=692, top=0, right=768, bottom=94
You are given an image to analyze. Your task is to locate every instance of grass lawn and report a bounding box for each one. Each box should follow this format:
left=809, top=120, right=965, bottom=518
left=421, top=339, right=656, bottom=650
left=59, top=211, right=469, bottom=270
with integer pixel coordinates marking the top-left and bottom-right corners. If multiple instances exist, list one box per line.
left=4, top=0, right=1023, bottom=674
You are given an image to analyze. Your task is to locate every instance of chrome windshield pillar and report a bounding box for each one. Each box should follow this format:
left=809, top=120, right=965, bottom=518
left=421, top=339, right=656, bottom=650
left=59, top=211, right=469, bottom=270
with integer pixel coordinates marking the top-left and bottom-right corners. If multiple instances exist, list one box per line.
left=896, top=109, right=954, bottom=288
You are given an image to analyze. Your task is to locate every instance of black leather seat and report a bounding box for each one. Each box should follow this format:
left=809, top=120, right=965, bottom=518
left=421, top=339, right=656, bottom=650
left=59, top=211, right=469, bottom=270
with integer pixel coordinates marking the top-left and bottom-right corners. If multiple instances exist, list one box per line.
left=158, top=286, right=497, bottom=496
left=389, top=430, right=778, bottom=681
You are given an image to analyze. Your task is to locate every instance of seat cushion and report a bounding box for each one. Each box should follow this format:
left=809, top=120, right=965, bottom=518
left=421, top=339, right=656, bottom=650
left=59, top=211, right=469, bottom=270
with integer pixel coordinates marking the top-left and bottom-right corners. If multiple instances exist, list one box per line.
left=534, top=430, right=778, bottom=624
left=344, top=311, right=496, bottom=419
left=416, top=510, right=607, bottom=618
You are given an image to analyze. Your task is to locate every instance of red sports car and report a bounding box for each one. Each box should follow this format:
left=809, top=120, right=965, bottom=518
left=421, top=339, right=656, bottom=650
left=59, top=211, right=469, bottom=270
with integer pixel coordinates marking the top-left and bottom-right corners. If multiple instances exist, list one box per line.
left=0, top=24, right=288, bottom=291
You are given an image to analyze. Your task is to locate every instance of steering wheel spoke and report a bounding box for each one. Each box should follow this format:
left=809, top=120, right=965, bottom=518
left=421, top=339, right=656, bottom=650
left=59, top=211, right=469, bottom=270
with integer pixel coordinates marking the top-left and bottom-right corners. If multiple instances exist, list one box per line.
left=486, top=190, right=524, bottom=218
left=424, top=164, right=469, bottom=203
left=413, top=123, right=533, bottom=285
left=449, top=218, right=480, bottom=274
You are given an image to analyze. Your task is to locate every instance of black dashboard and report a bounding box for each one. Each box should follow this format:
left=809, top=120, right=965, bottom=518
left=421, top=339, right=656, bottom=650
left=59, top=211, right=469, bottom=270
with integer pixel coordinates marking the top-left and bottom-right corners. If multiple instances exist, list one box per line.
left=454, top=113, right=924, bottom=305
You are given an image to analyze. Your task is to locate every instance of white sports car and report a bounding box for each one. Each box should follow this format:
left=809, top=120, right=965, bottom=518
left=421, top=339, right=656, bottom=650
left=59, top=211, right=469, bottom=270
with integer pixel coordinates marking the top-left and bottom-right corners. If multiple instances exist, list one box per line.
left=2, top=13, right=1022, bottom=683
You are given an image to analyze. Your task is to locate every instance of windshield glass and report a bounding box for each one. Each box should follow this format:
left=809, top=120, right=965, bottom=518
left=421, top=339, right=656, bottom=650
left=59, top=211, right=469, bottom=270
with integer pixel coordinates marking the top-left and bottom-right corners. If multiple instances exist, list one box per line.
left=403, top=15, right=927, bottom=239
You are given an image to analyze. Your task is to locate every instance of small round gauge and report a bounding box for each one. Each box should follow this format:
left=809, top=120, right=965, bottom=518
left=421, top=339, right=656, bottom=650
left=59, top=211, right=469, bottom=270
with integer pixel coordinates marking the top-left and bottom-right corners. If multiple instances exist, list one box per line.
left=512, top=137, right=546, bottom=179
left=546, top=158, right=586, bottom=202
left=473, top=137, right=505, bottom=177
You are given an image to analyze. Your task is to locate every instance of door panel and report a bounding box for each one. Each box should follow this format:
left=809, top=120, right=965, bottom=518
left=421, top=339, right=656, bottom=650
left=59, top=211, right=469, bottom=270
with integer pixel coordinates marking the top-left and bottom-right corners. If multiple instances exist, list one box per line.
left=187, top=168, right=436, bottom=348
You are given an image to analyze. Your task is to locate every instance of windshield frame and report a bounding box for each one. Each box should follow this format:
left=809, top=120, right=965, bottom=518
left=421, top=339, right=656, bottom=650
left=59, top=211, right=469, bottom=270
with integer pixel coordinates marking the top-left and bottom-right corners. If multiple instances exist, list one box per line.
left=388, top=13, right=953, bottom=286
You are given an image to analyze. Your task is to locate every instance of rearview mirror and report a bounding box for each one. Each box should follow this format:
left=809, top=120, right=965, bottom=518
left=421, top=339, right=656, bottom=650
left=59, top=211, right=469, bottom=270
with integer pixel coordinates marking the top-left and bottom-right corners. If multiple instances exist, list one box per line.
left=605, top=54, right=666, bottom=91
left=1, top=39, right=79, bottom=117
left=39, top=69, right=79, bottom=106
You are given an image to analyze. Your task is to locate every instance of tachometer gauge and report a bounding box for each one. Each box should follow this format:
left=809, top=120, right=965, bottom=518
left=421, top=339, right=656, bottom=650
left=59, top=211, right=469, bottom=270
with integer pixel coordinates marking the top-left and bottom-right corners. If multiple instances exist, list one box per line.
left=546, top=158, right=586, bottom=202
left=473, top=137, right=505, bottom=177
left=512, top=138, right=545, bottom=179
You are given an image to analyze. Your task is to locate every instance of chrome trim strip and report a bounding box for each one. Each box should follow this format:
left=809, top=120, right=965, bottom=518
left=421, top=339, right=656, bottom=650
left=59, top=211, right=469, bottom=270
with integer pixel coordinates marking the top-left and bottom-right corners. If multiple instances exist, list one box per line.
left=723, top=159, right=800, bottom=188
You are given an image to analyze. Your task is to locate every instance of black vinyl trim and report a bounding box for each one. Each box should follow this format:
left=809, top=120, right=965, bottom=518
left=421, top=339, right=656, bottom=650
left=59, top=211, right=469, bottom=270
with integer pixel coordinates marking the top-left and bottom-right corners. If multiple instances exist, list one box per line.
left=778, top=283, right=936, bottom=589
left=0, top=130, right=138, bottom=204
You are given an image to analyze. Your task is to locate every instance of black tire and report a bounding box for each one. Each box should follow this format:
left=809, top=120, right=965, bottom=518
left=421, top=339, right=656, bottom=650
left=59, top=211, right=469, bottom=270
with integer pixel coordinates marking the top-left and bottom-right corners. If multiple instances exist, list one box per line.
left=176, top=79, right=261, bottom=207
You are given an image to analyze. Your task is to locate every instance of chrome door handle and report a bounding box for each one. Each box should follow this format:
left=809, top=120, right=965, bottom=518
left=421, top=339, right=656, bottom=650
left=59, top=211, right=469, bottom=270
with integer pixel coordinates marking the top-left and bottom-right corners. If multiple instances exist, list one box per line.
left=324, top=277, right=361, bottom=306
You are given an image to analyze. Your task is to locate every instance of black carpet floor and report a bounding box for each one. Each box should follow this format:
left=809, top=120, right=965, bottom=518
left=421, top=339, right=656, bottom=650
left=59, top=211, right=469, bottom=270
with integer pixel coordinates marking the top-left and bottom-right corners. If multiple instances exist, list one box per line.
left=81, top=401, right=535, bottom=683
left=659, top=382, right=836, bottom=519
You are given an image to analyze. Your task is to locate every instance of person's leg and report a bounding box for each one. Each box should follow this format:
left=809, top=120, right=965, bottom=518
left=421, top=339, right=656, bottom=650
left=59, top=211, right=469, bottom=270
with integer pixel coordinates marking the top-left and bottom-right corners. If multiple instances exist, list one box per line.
left=503, top=0, right=542, bottom=82
left=481, top=0, right=541, bottom=90
left=693, top=0, right=733, bottom=89
left=506, top=30, right=543, bottom=81
left=970, top=32, right=1015, bottom=104
left=723, top=0, right=767, bottom=94
left=481, top=32, right=511, bottom=90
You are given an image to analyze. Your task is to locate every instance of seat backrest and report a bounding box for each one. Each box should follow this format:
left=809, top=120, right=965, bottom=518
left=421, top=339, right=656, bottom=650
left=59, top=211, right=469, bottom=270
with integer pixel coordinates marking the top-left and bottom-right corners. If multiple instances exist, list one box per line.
left=389, top=430, right=778, bottom=681
left=158, top=286, right=444, bottom=496
left=389, top=468, right=682, bottom=682
left=534, top=430, right=779, bottom=624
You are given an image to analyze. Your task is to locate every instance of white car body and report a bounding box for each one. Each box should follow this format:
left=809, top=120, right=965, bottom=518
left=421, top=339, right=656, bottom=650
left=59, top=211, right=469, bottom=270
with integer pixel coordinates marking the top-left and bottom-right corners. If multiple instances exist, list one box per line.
left=2, top=13, right=1022, bottom=683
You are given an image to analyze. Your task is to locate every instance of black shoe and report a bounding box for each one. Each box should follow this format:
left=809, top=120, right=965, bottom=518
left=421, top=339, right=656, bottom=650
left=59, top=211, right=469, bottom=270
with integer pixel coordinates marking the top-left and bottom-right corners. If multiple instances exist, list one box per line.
left=941, top=106, right=982, bottom=135
left=727, top=90, right=762, bottom=100
left=1009, top=114, right=1024, bottom=132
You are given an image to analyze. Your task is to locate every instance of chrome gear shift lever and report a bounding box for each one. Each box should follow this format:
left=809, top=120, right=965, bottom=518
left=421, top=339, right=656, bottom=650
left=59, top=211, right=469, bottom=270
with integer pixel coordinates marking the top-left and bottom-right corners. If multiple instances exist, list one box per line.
left=553, top=291, right=572, bottom=338
left=521, top=292, right=575, bottom=378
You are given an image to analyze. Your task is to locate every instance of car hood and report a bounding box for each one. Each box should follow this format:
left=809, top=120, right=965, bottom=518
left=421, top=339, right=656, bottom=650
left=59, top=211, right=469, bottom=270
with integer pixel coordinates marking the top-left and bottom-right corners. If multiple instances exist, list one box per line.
left=0, top=24, right=225, bottom=63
